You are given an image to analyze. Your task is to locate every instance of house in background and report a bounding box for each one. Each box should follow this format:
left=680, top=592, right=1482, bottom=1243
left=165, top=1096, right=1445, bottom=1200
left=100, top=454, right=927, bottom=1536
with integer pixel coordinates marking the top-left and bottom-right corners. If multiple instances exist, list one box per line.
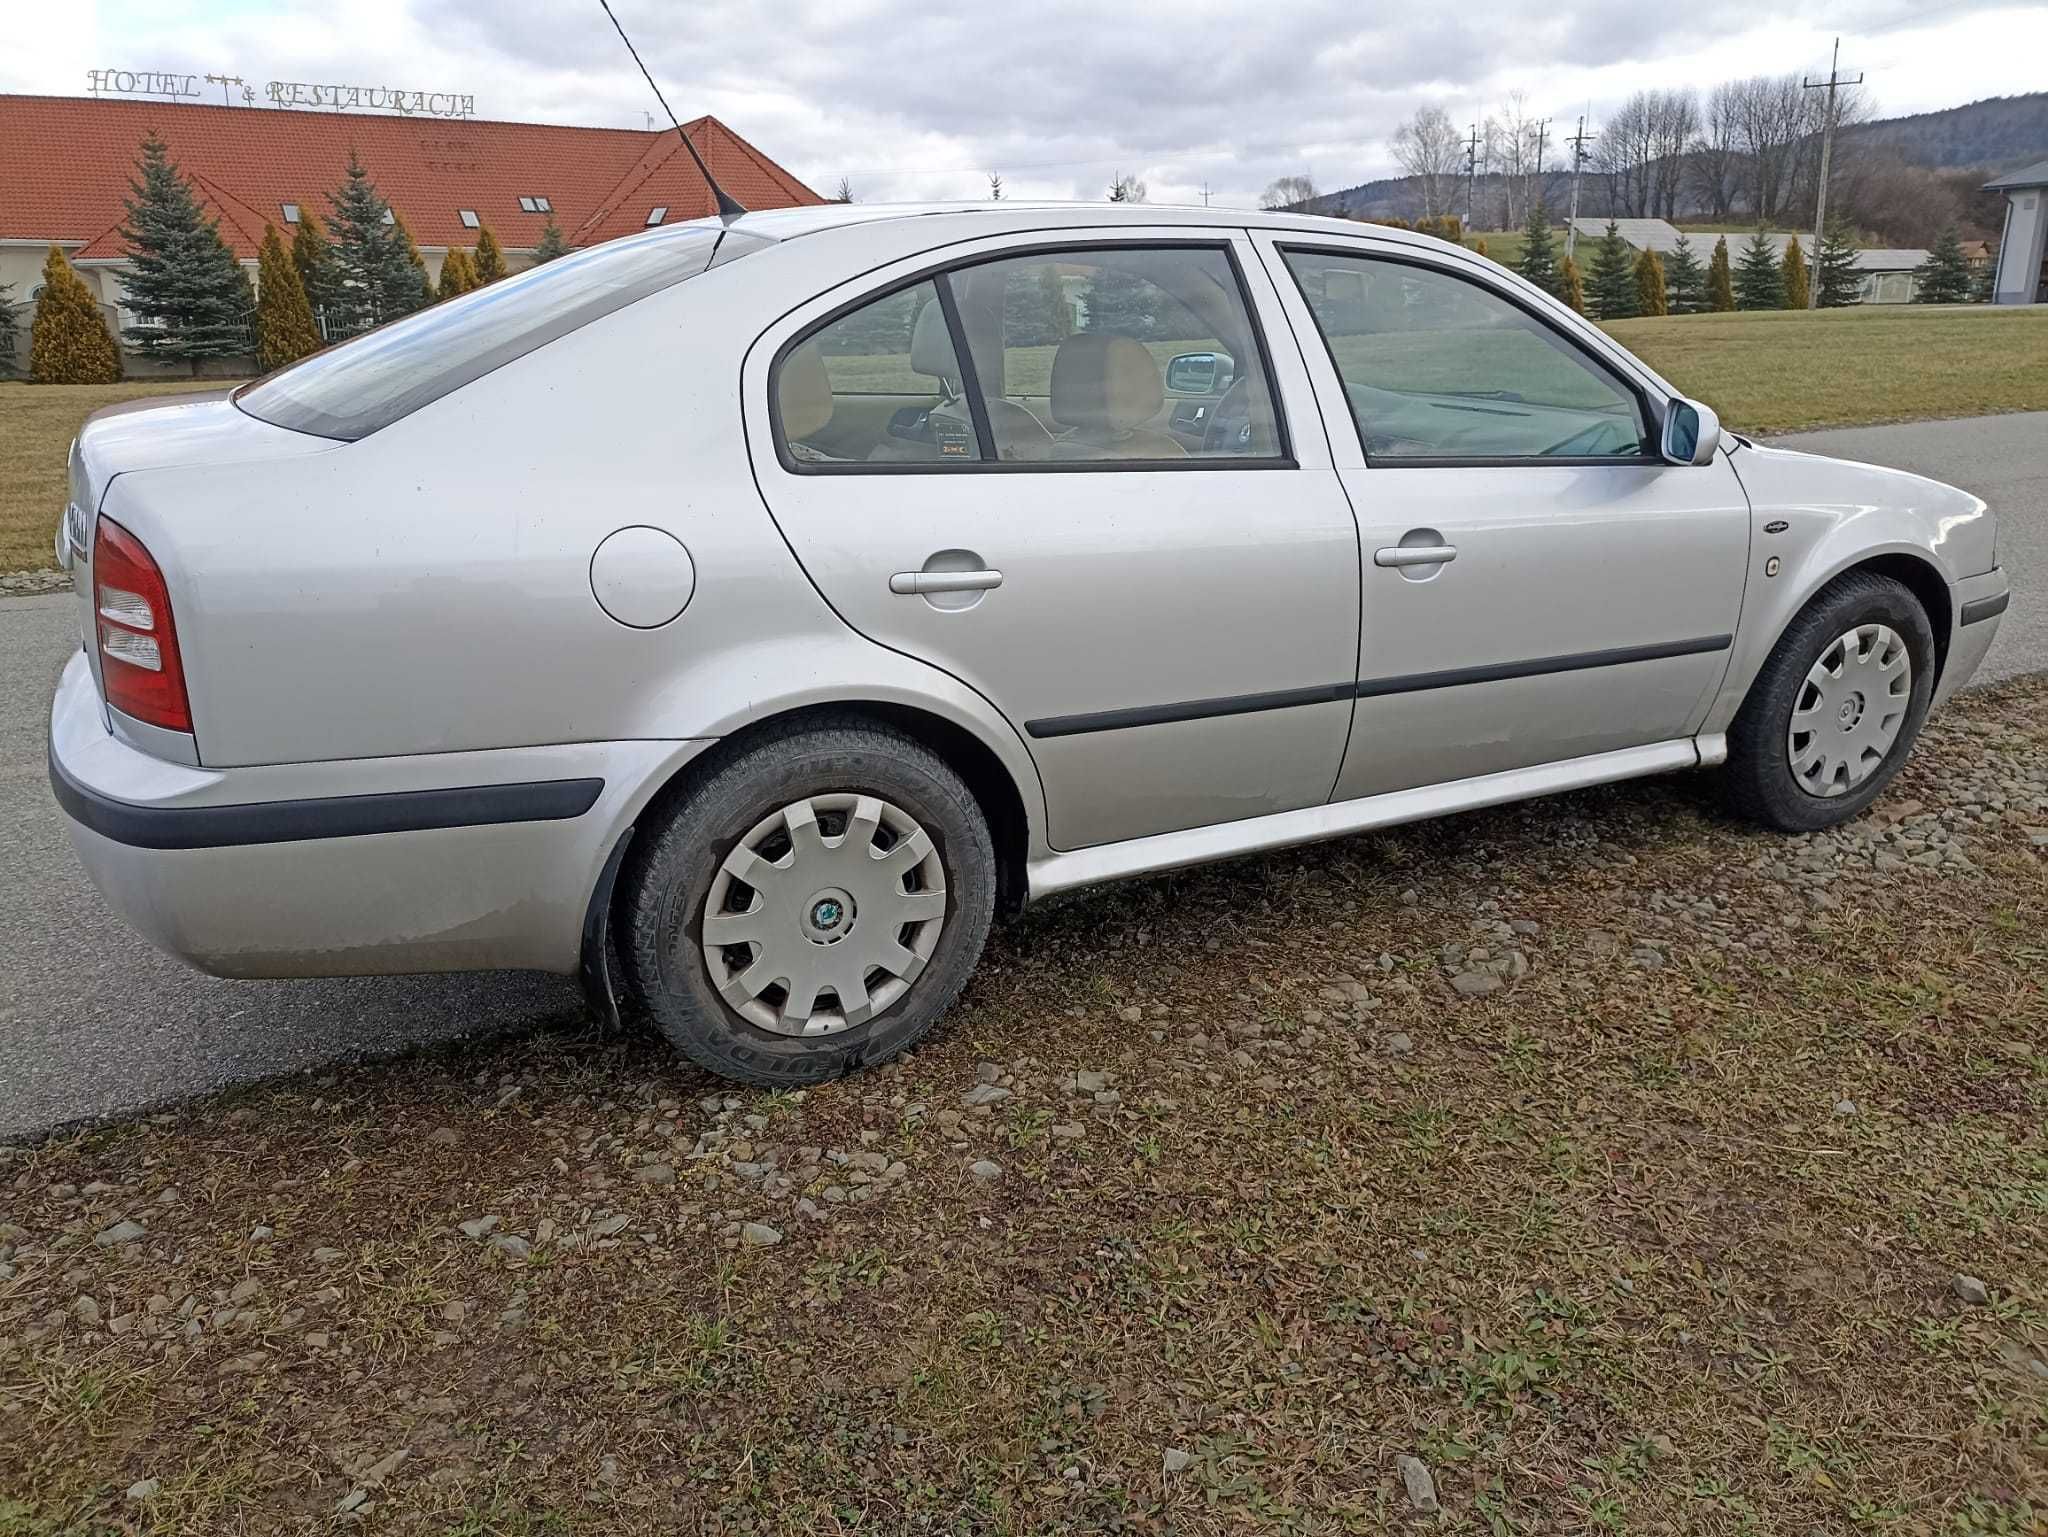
left=1566, top=218, right=1930, bottom=304
left=0, top=92, right=822, bottom=374
left=1983, top=160, right=2048, bottom=304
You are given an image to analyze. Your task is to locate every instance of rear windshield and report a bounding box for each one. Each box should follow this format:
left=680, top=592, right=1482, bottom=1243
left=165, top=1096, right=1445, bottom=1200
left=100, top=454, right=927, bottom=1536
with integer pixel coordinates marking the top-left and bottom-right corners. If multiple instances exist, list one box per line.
left=237, top=222, right=756, bottom=441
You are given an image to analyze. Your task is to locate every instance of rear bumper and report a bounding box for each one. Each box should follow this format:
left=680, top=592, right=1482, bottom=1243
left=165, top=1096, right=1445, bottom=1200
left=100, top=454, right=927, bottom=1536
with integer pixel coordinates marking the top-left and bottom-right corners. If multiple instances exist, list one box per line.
left=1935, top=567, right=2011, bottom=708
left=48, top=652, right=708, bottom=978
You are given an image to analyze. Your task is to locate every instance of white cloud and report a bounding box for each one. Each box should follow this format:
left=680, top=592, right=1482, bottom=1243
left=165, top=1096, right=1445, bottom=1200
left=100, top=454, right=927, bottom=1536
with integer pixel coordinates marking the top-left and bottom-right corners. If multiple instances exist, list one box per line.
left=5, top=0, right=2043, bottom=208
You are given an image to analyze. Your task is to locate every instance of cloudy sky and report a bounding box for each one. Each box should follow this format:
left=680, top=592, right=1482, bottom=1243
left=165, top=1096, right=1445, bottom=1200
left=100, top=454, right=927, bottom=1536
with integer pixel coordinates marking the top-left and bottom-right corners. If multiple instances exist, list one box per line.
left=9, top=0, right=2047, bottom=206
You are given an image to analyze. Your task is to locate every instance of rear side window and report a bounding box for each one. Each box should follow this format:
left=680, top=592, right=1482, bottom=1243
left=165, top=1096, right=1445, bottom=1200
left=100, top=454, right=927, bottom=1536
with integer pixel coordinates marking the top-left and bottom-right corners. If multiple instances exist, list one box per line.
left=238, top=223, right=754, bottom=441
left=777, top=280, right=984, bottom=464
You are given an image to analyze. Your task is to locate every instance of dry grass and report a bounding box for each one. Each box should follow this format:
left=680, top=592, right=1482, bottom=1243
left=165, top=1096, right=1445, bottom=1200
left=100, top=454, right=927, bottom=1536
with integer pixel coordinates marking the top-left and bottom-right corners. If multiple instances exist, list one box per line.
left=0, top=381, right=222, bottom=575
left=2, top=678, right=2043, bottom=1534
left=1608, top=304, right=2048, bottom=433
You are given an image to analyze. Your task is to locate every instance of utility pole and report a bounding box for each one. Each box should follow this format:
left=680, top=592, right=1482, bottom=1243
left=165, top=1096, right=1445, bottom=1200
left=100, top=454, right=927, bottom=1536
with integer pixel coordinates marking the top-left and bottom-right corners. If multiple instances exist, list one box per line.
left=1564, top=114, right=1595, bottom=258
left=1201, top=180, right=1211, bottom=207
left=1464, top=121, right=1480, bottom=228
left=1802, top=38, right=1862, bottom=308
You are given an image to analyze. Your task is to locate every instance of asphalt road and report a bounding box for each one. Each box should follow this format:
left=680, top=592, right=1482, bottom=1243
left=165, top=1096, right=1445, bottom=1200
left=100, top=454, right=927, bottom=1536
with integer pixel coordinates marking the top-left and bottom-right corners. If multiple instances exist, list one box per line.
left=2, top=411, right=2043, bottom=1141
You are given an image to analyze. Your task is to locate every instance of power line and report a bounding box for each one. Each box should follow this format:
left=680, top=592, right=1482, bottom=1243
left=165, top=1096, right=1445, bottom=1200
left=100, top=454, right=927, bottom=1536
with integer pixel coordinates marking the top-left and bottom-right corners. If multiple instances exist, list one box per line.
left=1564, top=113, right=1595, bottom=258
left=1802, top=36, right=1863, bottom=308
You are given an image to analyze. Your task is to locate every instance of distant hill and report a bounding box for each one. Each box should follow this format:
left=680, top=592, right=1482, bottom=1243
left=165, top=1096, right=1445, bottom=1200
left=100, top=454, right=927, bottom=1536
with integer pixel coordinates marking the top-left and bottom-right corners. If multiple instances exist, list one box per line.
left=1308, top=91, right=2048, bottom=222
left=1843, top=92, right=2048, bottom=170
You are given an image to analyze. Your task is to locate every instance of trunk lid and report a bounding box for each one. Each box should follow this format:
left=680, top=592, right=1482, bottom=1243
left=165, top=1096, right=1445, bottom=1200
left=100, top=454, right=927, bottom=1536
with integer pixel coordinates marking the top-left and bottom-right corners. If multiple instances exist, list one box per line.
left=60, top=390, right=339, bottom=734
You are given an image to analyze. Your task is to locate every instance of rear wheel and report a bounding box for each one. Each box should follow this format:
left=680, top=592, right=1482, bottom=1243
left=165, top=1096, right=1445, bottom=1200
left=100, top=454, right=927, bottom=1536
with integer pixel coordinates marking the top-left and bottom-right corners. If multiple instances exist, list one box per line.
left=1725, top=570, right=1935, bottom=832
left=616, top=719, right=996, bottom=1085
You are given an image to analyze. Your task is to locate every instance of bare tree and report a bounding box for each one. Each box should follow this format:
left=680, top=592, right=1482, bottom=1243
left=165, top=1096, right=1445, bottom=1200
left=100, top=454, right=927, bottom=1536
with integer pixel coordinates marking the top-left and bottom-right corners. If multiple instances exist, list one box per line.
left=1260, top=173, right=1319, bottom=210
left=1732, top=74, right=1809, bottom=224
left=988, top=171, right=1003, bottom=200
left=1107, top=174, right=1147, bottom=203
left=834, top=176, right=855, bottom=203
left=1484, top=93, right=1539, bottom=228
left=1388, top=106, right=1463, bottom=219
left=1648, top=90, right=1698, bottom=218
left=1688, top=82, right=1742, bottom=220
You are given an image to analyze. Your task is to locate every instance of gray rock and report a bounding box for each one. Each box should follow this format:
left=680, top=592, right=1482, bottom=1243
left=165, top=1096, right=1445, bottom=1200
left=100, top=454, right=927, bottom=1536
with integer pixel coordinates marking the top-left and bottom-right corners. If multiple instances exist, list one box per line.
left=489, top=1234, right=531, bottom=1260
left=126, top=1479, right=160, bottom=1502
left=458, top=1216, right=499, bottom=1240
left=632, top=1163, right=676, bottom=1185
left=1162, top=1447, right=1193, bottom=1474
left=1451, top=971, right=1501, bottom=997
left=312, top=1246, right=346, bottom=1263
left=1953, top=1273, right=1990, bottom=1305
left=588, top=1214, right=630, bottom=1239
left=960, top=1084, right=1011, bottom=1107
left=427, top=1128, right=460, bottom=1147
left=94, top=1219, right=145, bottom=1247
left=1834, top=1099, right=1859, bottom=1116
left=1075, top=1070, right=1108, bottom=1093
left=1397, top=1454, right=1440, bottom=1514
left=741, top=1222, right=783, bottom=1247
left=969, top=1159, right=1003, bottom=1182
left=1382, top=1032, right=1415, bottom=1055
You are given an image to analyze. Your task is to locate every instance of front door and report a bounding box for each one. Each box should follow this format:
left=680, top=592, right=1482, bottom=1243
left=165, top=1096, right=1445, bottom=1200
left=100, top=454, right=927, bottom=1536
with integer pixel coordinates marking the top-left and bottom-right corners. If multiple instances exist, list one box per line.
left=747, top=231, right=1362, bottom=851
left=1259, top=237, right=1750, bottom=800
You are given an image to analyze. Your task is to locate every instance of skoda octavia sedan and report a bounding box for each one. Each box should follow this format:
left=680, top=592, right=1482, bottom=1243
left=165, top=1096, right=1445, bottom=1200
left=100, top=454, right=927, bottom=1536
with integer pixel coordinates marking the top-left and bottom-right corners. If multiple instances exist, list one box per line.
left=50, top=202, right=2009, bottom=1084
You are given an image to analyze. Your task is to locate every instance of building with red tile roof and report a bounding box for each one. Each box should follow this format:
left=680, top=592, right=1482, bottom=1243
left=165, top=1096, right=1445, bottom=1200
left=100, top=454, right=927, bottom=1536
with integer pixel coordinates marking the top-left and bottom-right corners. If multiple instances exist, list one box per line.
left=0, top=92, right=823, bottom=370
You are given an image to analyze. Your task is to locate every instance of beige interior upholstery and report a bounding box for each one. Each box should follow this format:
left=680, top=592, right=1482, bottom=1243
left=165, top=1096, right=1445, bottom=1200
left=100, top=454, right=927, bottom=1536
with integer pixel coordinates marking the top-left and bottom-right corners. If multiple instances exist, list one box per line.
left=1048, top=333, right=1185, bottom=458
left=776, top=342, right=833, bottom=441
left=909, top=301, right=959, bottom=386
left=869, top=298, right=1057, bottom=462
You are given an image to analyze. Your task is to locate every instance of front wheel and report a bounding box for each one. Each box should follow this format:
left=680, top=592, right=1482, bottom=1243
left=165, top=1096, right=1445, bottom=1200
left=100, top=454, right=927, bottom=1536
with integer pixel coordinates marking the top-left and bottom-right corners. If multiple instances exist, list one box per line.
left=1724, top=570, right=1936, bottom=832
left=615, top=719, right=997, bottom=1086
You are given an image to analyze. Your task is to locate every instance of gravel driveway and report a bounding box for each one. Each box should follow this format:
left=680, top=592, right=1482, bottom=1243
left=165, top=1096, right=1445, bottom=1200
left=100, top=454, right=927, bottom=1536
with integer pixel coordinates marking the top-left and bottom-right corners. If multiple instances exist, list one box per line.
left=2, top=412, right=2042, bottom=1142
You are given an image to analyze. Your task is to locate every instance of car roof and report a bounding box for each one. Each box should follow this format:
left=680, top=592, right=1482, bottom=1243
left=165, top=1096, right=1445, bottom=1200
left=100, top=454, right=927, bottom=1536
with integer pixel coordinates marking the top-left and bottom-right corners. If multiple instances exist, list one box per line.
left=722, top=199, right=1467, bottom=257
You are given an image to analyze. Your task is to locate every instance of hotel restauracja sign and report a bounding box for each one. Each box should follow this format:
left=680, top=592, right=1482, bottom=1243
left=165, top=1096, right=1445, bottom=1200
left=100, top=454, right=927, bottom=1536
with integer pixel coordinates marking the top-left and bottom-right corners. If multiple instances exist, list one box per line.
left=86, top=68, right=474, bottom=119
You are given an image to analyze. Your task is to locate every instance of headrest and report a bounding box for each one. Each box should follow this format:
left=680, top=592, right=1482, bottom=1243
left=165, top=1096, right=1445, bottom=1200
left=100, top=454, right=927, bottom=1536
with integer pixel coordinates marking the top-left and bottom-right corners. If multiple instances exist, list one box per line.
left=910, top=300, right=961, bottom=390
left=777, top=342, right=833, bottom=440
left=1049, top=333, right=1163, bottom=432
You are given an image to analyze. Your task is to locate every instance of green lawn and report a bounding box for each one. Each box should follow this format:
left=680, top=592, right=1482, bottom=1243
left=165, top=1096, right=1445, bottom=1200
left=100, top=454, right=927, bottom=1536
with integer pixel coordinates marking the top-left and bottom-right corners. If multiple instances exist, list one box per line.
left=0, top=380, right=224, bottom=575
left=1605, top=304, right=2048, bottom=434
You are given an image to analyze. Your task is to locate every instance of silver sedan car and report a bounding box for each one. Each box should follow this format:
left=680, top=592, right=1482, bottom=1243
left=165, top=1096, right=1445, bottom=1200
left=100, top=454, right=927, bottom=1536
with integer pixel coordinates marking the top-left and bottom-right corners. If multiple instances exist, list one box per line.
left=50, top=202, right=2009, bottom=1084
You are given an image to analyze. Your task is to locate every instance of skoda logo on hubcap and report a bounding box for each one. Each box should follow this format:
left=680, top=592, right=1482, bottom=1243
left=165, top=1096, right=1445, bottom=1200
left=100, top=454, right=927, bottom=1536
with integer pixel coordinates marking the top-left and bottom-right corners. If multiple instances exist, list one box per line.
left=812, top=898, right=843, bottom=930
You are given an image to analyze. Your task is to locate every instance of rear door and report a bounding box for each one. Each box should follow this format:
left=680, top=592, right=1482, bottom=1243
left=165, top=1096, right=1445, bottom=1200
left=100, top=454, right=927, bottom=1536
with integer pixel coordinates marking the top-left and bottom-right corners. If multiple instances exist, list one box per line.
left=1256, top=234, right=1750, bottom=800
left=744, top=228, right=1363, bottom=852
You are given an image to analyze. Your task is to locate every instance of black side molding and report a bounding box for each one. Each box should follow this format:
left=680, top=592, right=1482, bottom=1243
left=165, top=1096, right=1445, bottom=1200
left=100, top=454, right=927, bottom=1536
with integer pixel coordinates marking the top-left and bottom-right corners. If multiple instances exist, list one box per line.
left=1023, top=635, right=1732, bottom=739
left=1352, top=635, right=1733, bottom=699
left=1960, top=590, right=2009, bottom=627
left=50, top=750, right=603, bottom=851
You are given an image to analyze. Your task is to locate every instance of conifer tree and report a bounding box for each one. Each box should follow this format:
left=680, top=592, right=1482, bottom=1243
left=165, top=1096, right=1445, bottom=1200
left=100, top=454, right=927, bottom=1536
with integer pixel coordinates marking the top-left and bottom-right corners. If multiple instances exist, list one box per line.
left=1706, top=236, right=1736, bottom=311
left=118, top=134, right=255, bottom=370
left=1814, top=220, right=1860, bottom=307
left=388, top=211, right=434, bottom=314
left=1472, top=237, right=1489, bottom=259
left=472, top=223, right=507, bottom=284
left=0, top=278, right=16, bottom=372
left=1780, top=237, right=1810, bottom=309
left=1633, top=249, right=1668, bottom=316
left=1734, top=230, right=1784, bottom=309
left=531, top=215, right=569, bottom=264
left=1586, top=221, right=1638, bottom=320
left=1914, top=224, right=1973, bottom=304
left=255, top=224, right=320, bottom=370
left=436, top=247, right=478, bottom=300
left=1515, top=202, right=1560, bottom=297
left=29, top=246, right=122, bottom=383
left=1664, top=234, right=1706, bottom=314
left=1973, top=243, right=1996, bottom=302
left=290, top=208, right=337, bottom=333
left=1558, top=253, right=1586, bottom=314
left=324, top=151, right=409, bottom=333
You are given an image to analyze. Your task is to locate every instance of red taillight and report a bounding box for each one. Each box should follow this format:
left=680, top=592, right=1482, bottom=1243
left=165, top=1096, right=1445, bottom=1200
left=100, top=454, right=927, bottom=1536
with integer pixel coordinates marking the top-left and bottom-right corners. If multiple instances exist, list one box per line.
left=93, top=517, right=192, bottom=734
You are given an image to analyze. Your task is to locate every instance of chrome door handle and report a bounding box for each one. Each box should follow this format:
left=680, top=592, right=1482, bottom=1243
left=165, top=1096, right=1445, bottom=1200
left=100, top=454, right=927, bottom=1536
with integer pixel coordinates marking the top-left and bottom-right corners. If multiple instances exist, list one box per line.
left=1374, top=544, right=1457, bottom=568
left=889, top=569, right=1003, bottom=595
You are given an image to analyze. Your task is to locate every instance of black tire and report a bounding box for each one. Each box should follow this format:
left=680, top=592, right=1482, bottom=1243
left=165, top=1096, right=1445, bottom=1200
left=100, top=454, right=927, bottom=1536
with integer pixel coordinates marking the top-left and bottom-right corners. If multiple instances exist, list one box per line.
left=1724, top=570, right=1936, bottom=832
left=615, top=718, right=996, bottom=1086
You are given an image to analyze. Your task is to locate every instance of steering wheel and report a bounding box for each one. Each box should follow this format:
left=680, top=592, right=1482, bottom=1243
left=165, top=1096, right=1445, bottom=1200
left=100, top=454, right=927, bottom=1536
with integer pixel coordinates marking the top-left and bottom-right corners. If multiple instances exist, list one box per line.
left=1202, top=376, right=1255, bottom=455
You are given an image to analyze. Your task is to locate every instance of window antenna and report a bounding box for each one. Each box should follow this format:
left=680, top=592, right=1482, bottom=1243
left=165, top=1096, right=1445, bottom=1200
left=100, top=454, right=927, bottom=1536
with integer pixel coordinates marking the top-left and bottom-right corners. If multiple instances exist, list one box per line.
left=597, top=0, right=746, bottom=221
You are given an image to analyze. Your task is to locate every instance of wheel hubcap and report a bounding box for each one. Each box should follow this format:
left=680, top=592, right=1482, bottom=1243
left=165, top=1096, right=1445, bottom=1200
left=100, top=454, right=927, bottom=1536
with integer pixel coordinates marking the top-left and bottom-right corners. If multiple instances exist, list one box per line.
left=699, top=793, right=947, bottom=1036
left=1787, top=622, right=1911, bottom=798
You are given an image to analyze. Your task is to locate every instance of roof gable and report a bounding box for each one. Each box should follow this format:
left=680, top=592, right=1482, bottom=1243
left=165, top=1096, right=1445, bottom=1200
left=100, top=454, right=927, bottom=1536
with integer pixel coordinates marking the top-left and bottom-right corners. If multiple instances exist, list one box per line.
left=0, top=93, right=822, bottom=260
